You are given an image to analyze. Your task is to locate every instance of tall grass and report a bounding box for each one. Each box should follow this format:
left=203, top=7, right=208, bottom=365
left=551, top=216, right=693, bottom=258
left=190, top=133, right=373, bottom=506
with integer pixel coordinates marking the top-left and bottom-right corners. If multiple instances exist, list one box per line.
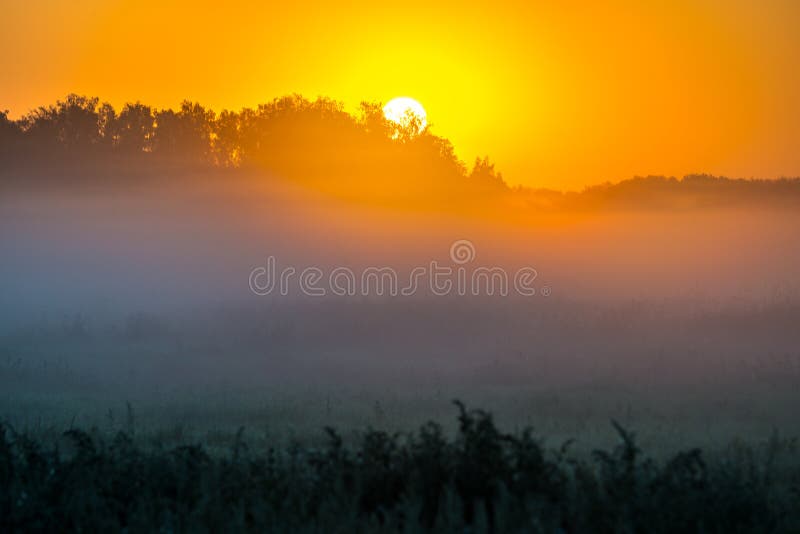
left=1, top=401, right=798, bottom=532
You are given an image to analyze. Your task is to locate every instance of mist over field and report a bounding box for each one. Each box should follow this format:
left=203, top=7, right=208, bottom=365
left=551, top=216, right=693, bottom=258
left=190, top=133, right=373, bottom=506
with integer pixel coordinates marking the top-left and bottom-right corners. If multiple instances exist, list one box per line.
left=3, top=163, right=800, bottom=450
left=3, top=95, right=800, bottom=531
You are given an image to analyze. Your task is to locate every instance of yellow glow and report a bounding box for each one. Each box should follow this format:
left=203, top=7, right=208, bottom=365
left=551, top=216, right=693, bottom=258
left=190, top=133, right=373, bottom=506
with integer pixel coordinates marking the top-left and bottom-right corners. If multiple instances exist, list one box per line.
left=383, top=97, right=427, bottom=133
left=1, top=0, right=799, bottom=189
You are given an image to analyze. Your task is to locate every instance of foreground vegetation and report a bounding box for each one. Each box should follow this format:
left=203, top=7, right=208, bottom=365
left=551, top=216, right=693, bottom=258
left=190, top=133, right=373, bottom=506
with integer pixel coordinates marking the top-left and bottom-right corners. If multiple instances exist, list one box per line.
left=1, top=402, right=798, bottom=533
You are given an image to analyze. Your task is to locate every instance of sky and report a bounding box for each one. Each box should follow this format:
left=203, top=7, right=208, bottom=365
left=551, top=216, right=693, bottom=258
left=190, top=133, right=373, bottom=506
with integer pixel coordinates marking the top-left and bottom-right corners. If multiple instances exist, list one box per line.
left=2, top=0, right=799, bottom=189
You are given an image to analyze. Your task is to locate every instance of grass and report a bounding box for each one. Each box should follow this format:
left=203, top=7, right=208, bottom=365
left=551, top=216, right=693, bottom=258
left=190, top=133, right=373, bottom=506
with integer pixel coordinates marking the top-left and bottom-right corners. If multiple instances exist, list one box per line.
left=1, top=401, right=799, bottom=533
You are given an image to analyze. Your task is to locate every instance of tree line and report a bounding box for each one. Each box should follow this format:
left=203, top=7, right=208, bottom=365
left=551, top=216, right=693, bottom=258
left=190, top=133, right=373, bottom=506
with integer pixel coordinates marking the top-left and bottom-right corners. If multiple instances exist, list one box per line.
left=2, top=94, right=799, bottom=211
left=0, top=94, right=506, bottom=196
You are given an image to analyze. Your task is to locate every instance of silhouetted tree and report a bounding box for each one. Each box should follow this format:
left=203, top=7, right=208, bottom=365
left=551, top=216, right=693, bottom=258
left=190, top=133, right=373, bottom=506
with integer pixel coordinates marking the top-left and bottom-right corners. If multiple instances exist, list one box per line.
left=21, top=94, right=102, bottom=150
left=0, top=110, right=20, bottom=139
left=359, top=101, right=391, bottom=138
left=0, top=110, right=23, bottom=163
left=469, top=157, right=508, bottom=194
left=113, top=102, right=155, bottom=154
left=212, top=109, right=241, bottom=166
left=96, top=103, right=117, bottom=149
left=152, top=101, right=214, bottom=161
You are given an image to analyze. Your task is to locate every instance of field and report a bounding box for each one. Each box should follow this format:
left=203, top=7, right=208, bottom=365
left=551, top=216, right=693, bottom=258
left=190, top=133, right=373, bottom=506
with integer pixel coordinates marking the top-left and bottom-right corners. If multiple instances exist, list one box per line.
left=3, top=166, right=800, bottom=531
left=2, top=298, right=800, bottom=532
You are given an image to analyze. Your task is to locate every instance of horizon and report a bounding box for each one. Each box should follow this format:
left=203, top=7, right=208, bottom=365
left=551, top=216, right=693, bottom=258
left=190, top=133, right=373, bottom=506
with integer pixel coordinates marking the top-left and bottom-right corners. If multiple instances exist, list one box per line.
left=3, top=92, right=799, bottom=195
left=3, top=0, right=799, bottom=189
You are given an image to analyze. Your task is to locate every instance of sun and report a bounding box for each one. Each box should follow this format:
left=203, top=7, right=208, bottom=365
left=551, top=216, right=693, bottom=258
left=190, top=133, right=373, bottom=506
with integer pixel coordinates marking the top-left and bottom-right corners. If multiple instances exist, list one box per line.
left=383, top=97, right=428, bottom=134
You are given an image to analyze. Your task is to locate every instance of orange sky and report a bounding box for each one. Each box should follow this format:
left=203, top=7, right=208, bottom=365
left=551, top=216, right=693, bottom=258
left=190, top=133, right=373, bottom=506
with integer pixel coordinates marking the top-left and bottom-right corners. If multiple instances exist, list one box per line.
left=2, top=0, right=799, bottom=189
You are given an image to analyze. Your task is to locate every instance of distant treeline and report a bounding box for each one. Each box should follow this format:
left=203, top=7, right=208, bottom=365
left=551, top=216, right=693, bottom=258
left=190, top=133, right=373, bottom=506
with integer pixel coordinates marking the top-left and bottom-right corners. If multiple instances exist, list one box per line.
left=519, top=174, right=800, bottom=212
left=2, top=94, right=799, bottom=211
